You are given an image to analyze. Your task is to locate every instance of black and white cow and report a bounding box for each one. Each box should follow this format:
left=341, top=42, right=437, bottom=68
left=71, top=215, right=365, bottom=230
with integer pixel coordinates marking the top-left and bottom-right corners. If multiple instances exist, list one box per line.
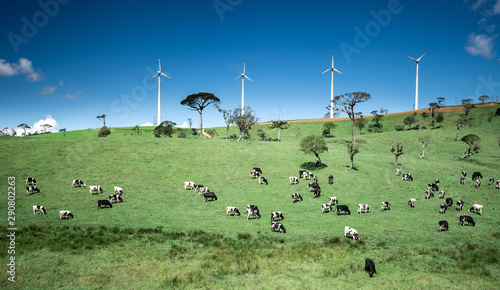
left=402, top=173, right=413, bottom=181
left=337, top=205, right=351, bottom=215
left=184, top=181, right=195, bottom=190
left=438, top=220, right=449, bottom=232
left=408, top=198, right=416, bottom=208
left=246, top=205, right=261, bottom=220
left=226, top=206, right=241, bottom=216
left=380, top=201, right=391, bottom=211
left=313, top=188, right=321, bottom=198
left=461, top=171, right=467, bottom=178
left=475, top=179, right=481, bottom=188
left=344, top=226, right=359, bottom=240
left=459, top=215, right=475, bottom=226
left=460, top=171, right=467, bottom=185
left=89, top=185, right=103, bottom=195
left=312, top=176, right=318, bottom=183
left=299, top=170, right=307, bottom=179
left=25, top=177, right=37, bottom=185
left=328, top=175, right=334, bottom=185
left=395, top=168, right=401, bottom=176
left=308, top=182, right=320, bottom=191
left=456, top=200, right=464, bottom=211
left=445, top=197, right=453, bottom=207
left=365, top=258, right=376, bottom=278
left=203, top=192, right=217, bottom=202
left=302, top=171, right=314, bottom=180
left=250, top=170, right=260, bottom=179
left=472, top=171, right=482, bottom=180
left=292, top=193, right=303, bottom=203
left=114, top=186, right=124, bottom=196
left=321, top=204, right=332, bottom=214
left=253, top=167, right=263, bottom=174
left=258, top=176, right=268, bottom=185
left=438, top=190, right=446, bottom=199
left=193, top=184, right=205, bottom=193
left=497, top=180, right=500, bottom=189
left=26, top=186, right=40, bottom=195
left=440, top=204, right=448, bottom=214
left=59, top=210, right=73, bottom=219
left=357, top=204, right=370, bottom=214
left=98, top=199, right=113, bottom=209
left=488, top=177, right=495, bottom=186
left=198, top=187, right=210, bottom=195
left=428, top=183, right=439, bottom=191
left=468, top=204, right=484, bottom=215
left=425, top=189, right=434, bottom=199
left=72, top=179, right=86, bottom=187
left=33, top=205, right=46, bottom=215
left=289, top=177, right=300, bottom=185
left=329, top=197, right=338, bottom=206
left=109, top=194, right=123, bottom=203
left=271, top=221, right=286, bottom=233
left=270, top=211, right=284, bottom=221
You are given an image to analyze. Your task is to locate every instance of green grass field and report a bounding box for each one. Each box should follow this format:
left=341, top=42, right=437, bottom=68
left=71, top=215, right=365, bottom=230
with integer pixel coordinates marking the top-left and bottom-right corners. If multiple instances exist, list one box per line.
left=1, top=106, right=500, bottom=288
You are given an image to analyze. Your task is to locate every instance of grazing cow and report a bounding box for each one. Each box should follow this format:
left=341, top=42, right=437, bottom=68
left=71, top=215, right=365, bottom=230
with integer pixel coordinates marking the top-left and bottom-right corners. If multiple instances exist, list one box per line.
left=497, top=180, right=500, bottom=189
left=461, top=171, right=467, bottom=178
left=435, top=179, right=440, bottom=186
left=198, top=187, right=210, bottom=195
left=395, top=168, right=401, bottom=176
left=472, top=172, right=482, bottom=180
left=308, top=182, right=320, bottom=191
left=321, top=203, right=332, bottom=214
left=292, top=193, right=303, bottom=203
left=303, top=171, right=314, bottom=180
left=271, top=221, right=286, bottom=233
left=439, top=204, right=448, bottom=214
left=98, top=200, right=113, bottom=209
left=445, top=197, right=453, bottom=207
left=184, top=181, right=195, bottom=190
left=193, top=184, right=204, bottom=193
left=402, top=173, right=413, bottom=181
left=328, top=175, right=333, bottom=184
left=312, top=176, right=318, bottom=183
left=25, top=177, right=37, bottom=185
left=468, top=204, right=484, bottom=215
left=32, top=205, right=46, bottom=215
left=408, top=198, right=416, bottom=208
left=428, top=183, right=439, bottom=191
left=337, top=205, right=351, bottom=215
left=72, top=179, right=86, bottom=187
left=270, top=211, right=284, bottom=221
left=246, top=205, right=261, bottom=220
left=226, top=206, right=240, bottom=216
left=438, top=220, right=449, bottom=232
left=253, top=167, right=262, bottom=174
left=438, top=190, right=446, bottom=199
left=114, top=186, right=123, bottom=195
left=258, top=176, right=268, bottom=185
left=59, top=210, right=73, bottom=219
left=459, top=215, right=475, bottom=226
left=89, top=185, right=103, bottom=195
left=344, top=226, right=359, bottom=240
left=299, top=170, right=307, bottom=178
left=357, top=204, right=370, bottom=214
left=329, top=197, right=338, bottom=206
left=365, top=258, right=376, bottom=277
left=425, top=189, right=434, bottom=199
left=289, top=177, right=300, bottom=185
left=313, top=188, right=321, bottom=198
left=108, top=194, right=123, bottom=203
left=250, top=170, right=260, bottom=179
left=460, top=176, right=466, bottom=185
left=475, top=179, right=481, bottom=188
left=380, top=201, right=391, bottom=211
left=203, top=192, right=217, bottom=202
left=26, top=186, right=40, bottom=195
left=488, top=177, right=495, bottom=186
left=456, top=200, right=464, bottom=211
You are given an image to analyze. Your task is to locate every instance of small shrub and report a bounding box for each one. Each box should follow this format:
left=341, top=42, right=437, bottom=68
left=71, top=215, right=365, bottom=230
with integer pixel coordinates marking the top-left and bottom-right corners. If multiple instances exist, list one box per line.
left=395, top=125, right=405, bottom=131
left=229, top=134, right=237, bottom=139
left=422, top=126, right=427, bottom=129
left=205, top=129, right=218, bottom=138
left=178, top=131, right=186, bottom=138
left=191, top=128, right=197, bottom=135
left=98, top=126, right=111, bottom=137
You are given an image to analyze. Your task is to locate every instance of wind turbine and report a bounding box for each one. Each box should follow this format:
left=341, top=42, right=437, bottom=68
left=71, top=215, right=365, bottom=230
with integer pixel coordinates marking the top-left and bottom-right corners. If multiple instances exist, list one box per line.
left=321, top=54, right=344, bottom=119
left=405, top=52, right=427, bottom=110
left=149, top=58, right=172, bottom=126
left=496, top=58, right=500, bottom=64
left=233, top=61, right=254, bottom=116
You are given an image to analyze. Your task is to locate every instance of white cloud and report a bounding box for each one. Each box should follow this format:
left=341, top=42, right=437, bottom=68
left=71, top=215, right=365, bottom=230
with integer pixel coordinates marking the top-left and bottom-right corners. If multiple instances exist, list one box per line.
left=0, top=58, right=43, bottom=82
left=177, top=122, right=189, bottom=128
left=31, top=115, right=59, bottom=134
left=140, top=122, right=154, bottom=126
left=478, top=17, right=496, bottom=33
left=465, top=33, right=495, bottom=58
left=493, top=0, right=500, bottom=14
left=65, top=94, right=80, bottom=100
left=58, top=80, right=64, bottom=86
left=41, top=86, right=57, bottom=95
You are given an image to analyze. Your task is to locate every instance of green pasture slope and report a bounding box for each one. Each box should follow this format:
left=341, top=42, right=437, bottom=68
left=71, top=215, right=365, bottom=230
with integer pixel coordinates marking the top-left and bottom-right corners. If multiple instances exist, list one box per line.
left=1, top=106, right=500, bottom=288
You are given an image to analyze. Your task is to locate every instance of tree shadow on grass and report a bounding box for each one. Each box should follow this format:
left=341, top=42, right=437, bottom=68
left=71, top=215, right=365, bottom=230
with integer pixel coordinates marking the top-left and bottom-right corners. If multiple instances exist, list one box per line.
left=301, top=162, right=328, bottom=171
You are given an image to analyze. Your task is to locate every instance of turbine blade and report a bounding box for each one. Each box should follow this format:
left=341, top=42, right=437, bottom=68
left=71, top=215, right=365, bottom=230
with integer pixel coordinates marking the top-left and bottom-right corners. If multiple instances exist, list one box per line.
left=160, top=72, right=172, bottom=79
left=321, top=68, right=332, bottom=75
left=496, top=58, right=499, bottom=64
left=334, top=68, right=344, bottom=75
left=405, top=55, right=417, bottom=61
left=149, top=73, right=159, bottom=81
left=244, top=75, right=254, bottom=83
left=233, top=75, right=242, bottom=82
left=158, top=58, right=161, bottom=71
left=417, top=52, right=427, bottom=61
left=243, top=61, right=246, bottom=74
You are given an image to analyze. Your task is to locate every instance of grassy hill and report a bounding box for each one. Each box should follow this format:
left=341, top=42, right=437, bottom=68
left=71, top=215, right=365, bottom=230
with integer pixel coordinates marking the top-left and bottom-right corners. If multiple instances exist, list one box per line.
left=1, top=105, right=499, bottom=288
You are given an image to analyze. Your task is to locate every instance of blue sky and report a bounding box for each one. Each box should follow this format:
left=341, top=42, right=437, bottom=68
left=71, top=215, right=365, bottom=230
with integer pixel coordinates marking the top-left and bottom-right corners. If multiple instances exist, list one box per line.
left=1, top=0, right=500, bottom=133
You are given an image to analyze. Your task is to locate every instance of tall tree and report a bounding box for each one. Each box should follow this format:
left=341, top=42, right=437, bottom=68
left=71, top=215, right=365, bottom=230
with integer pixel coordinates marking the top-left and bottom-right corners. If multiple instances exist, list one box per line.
left=324, top=105, right=339, bottom=118
left=41, top=124, right=52, bottom=133
left=333, top=92, right=371, bottom=145
left=487, top=111, right=494, bottom=128
left=346, top=143, right=360, bottom=169
left=390, top=140, right=404, bottom=165
left=270, top=120, right=289, bottom=141
left=188, top=118, right=193, bottom=129
left=461, top=99, right=475, bottom=121
left=418, top=135, right=431, bottom=159
left=17, top=123, right=30, bottom=136
left=322, top=122, right=337, bottom=137
left=455, top=117, right=466, bottom=141
left=437, top=97, right=445, bottom=107
left=436, top=113, right=444, bottom=127
left=460, top=134, right=482, bottom=159
left=96, top=114, right=106, bottom=127
left=218, top=108, right=233, bottom=139
left=354, top=115, right=367, bottom=134
left=299, top=135, right=328, bottom=165
left=59, top=128, right=66, bottom=137
left=180, top=92, right=221, bottom=138
left=230, top=106, right=258, bottom=141
left=403, top=114, right=418, bottom=130
left=478, top=95, right=489, bottom=103
left=428, top=102, right=439, bottom=118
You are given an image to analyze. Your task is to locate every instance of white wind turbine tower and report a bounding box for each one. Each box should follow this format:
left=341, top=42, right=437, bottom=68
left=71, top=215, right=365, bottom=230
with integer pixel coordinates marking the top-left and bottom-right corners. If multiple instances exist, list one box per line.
left=149, top=58, right=172, bottom=126
left=233, top=61, right=254, bottom=116
left=321, top=54, right=344, bottom=119
left=405, top=52, right=427, bottom=110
